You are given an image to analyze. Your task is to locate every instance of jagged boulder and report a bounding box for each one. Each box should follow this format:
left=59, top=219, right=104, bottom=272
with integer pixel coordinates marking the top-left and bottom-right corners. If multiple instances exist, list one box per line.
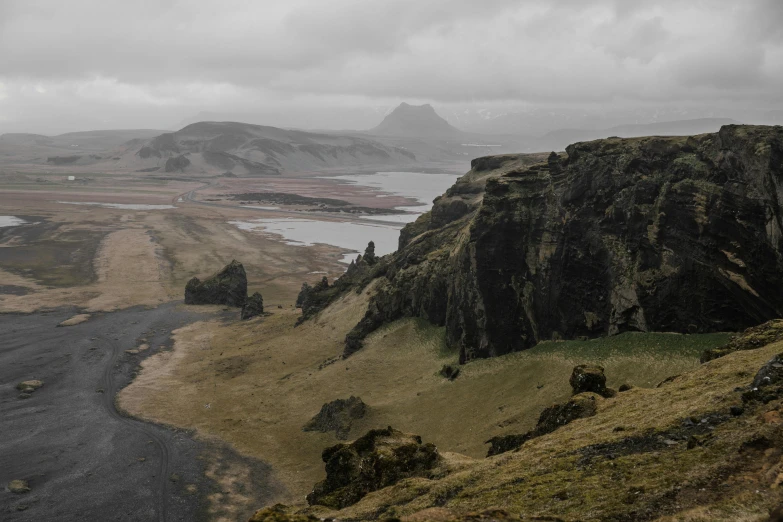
left=306, top=426, right=441, bottom=509
left=486, top=393, right=601, bottom=457
left=241, top=292, right=264, bottom=320
left=295, top=282, right=311, bottom=309
left=440, top=364, right=460, bottom=380
left=302, top=396, right=367, bottom=440
left=184, top=260, right=247, bottom=307
left=570, top=365, right=615, bottom=397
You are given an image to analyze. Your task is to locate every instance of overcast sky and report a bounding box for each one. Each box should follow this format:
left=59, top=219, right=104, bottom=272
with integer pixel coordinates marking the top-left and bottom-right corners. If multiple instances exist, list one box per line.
left=0, top=0, right=781, bottom=134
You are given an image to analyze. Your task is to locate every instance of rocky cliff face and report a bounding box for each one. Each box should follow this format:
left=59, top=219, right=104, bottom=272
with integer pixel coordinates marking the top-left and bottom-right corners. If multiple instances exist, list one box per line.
left=311, top=125, right=783, bottom=363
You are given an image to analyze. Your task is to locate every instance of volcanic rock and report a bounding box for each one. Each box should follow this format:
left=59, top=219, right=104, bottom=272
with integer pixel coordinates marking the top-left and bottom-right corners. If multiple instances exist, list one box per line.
left=570, top=365, right=615, bottom=397
left=752, top=353, right=783, bottom=389
left=486, top=393, right=601, bottom=457
left=241, top=292, right=264, bottom=320
left=302, top=396, right=367, bottom=440
left=184, top=260, right=247, bottom=307
left=306, top=426, right=441, bottom=509
left=322, top=125, right=783, bottom=362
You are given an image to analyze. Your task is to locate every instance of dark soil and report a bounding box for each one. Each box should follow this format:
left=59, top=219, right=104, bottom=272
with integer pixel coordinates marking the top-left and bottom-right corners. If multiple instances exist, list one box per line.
left=0, top=303, right=282, bottom=521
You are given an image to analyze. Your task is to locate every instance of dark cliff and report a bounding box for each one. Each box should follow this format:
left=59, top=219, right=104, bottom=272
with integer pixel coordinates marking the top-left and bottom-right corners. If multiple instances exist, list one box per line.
left=305, top=125, right=783, bottom=363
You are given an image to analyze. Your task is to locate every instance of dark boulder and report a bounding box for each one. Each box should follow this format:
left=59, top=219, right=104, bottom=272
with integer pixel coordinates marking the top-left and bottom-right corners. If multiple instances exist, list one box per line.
left=295, top=282, right=311, bottom=309
left=241, top=292, right=264, bottom=320
left=534, top=393, right=600, bottom=435
left=184, top=260, right=247, bottom=307
left=439, top=364, right=460, bottom=380
left=302, top=396, right=367, bottom=440
left=485, top=433, right=532, bottom=457
left=306, top=426, right=440, bottom=509
left=570, top=365, right=615, bottom=397
left=752, top=353, right=783, bottom=389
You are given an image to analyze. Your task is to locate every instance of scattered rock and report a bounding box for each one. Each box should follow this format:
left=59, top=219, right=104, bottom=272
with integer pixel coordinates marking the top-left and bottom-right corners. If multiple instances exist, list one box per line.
left=184, top=260, right=247, bottom=307
left=439, top=364, right=460, bottom=381
left=57, top=314, right=91, bottom=327
left=241, top=292, right=264, bottom=320
left=570, top=365, right=615, bottom=397
left=306, top=426, right=441, bottom=509
left=618, top=384, right=633, bottom=392
left=8, top=480, right=30, bottom=494
left=302, top=396, right=367, bottom=440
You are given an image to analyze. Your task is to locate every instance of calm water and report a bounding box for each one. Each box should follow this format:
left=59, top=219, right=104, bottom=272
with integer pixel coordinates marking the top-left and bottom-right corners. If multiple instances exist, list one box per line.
left=328, top=171, right=461, bottom=210
left=58, top=201, right=177, bottom=210
left=230, top=218, right=400, bottom=264
left=0, top=216, right=26, bottom=227
left=230, top=171, right=462, bottom=264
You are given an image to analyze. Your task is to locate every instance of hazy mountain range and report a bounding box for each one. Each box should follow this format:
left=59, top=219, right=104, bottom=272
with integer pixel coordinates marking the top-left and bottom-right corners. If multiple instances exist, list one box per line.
left=2, top=103, right=777, bottom=175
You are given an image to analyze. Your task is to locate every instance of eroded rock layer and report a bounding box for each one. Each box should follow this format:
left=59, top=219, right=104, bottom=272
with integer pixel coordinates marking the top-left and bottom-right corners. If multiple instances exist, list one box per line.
left=318, top=125, right=783, bottom=362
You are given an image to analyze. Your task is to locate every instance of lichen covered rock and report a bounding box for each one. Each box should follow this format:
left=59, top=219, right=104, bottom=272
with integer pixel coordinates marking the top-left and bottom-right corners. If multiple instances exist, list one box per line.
left=306, top=426, right=441, bottom=509
left=752, top=353, right=783, bottom=389
left=702, top=320, right=783, bottom=362
left=184, top=260, right=247, bottom=307
left=241, top=292, right=264, bottom=320
left=569, top=365, right=614, bottom=397
left=302, top=396, right=367, bottom=440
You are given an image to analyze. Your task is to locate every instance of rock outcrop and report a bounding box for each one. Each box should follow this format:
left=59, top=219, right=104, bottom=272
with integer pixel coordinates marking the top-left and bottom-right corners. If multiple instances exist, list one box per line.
left=306, top=427, right=441, bottom=509
left=485, top=392, right=600, bottom=456
left=164, top=154, right=190, bottom=172
left=302, top=396, right=367, bottom=440
left=702, top=319, right=783, bottom=362
left=304, top=126, right=783, bottom=362
left=241, top=292, right=264, bottom=320
left=184, top=260, right=247, bottom=307
left=570, top=365, right=615, bottom=397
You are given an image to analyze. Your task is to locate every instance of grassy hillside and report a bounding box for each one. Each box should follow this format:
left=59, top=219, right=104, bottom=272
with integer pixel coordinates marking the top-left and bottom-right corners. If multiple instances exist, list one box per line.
left=119, top=286, right=729, bottom=509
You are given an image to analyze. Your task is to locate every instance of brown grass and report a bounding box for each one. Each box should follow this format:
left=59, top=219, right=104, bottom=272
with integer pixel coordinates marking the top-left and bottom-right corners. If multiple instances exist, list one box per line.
left=119, top=284, right=726, bottom=506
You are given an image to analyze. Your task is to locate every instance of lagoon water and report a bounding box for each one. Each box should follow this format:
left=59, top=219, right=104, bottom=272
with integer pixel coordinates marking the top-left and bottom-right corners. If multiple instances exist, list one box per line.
left=58, top=201, right=177, bottom=210
left=329, top=171, right=461, bottom=211
left=0, top=216, right=26, bottom=227
left=231, top=172, right=462, bottom=264
left=230, top=218, right=400, bottom=264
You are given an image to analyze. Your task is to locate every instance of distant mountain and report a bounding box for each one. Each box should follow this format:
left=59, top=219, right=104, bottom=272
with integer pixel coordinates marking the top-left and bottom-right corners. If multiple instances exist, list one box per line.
left=368, top=103, right=465, bottom=140
left=123, top=121, right=418, bottom=175
left=537, top=118, right=741, bottom=151
left=0, top=129, right=170, bottom=167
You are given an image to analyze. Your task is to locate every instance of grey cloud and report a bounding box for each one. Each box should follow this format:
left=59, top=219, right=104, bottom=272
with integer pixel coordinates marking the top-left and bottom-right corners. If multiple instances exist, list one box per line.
left=0, top=0, right=781, bottom=133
